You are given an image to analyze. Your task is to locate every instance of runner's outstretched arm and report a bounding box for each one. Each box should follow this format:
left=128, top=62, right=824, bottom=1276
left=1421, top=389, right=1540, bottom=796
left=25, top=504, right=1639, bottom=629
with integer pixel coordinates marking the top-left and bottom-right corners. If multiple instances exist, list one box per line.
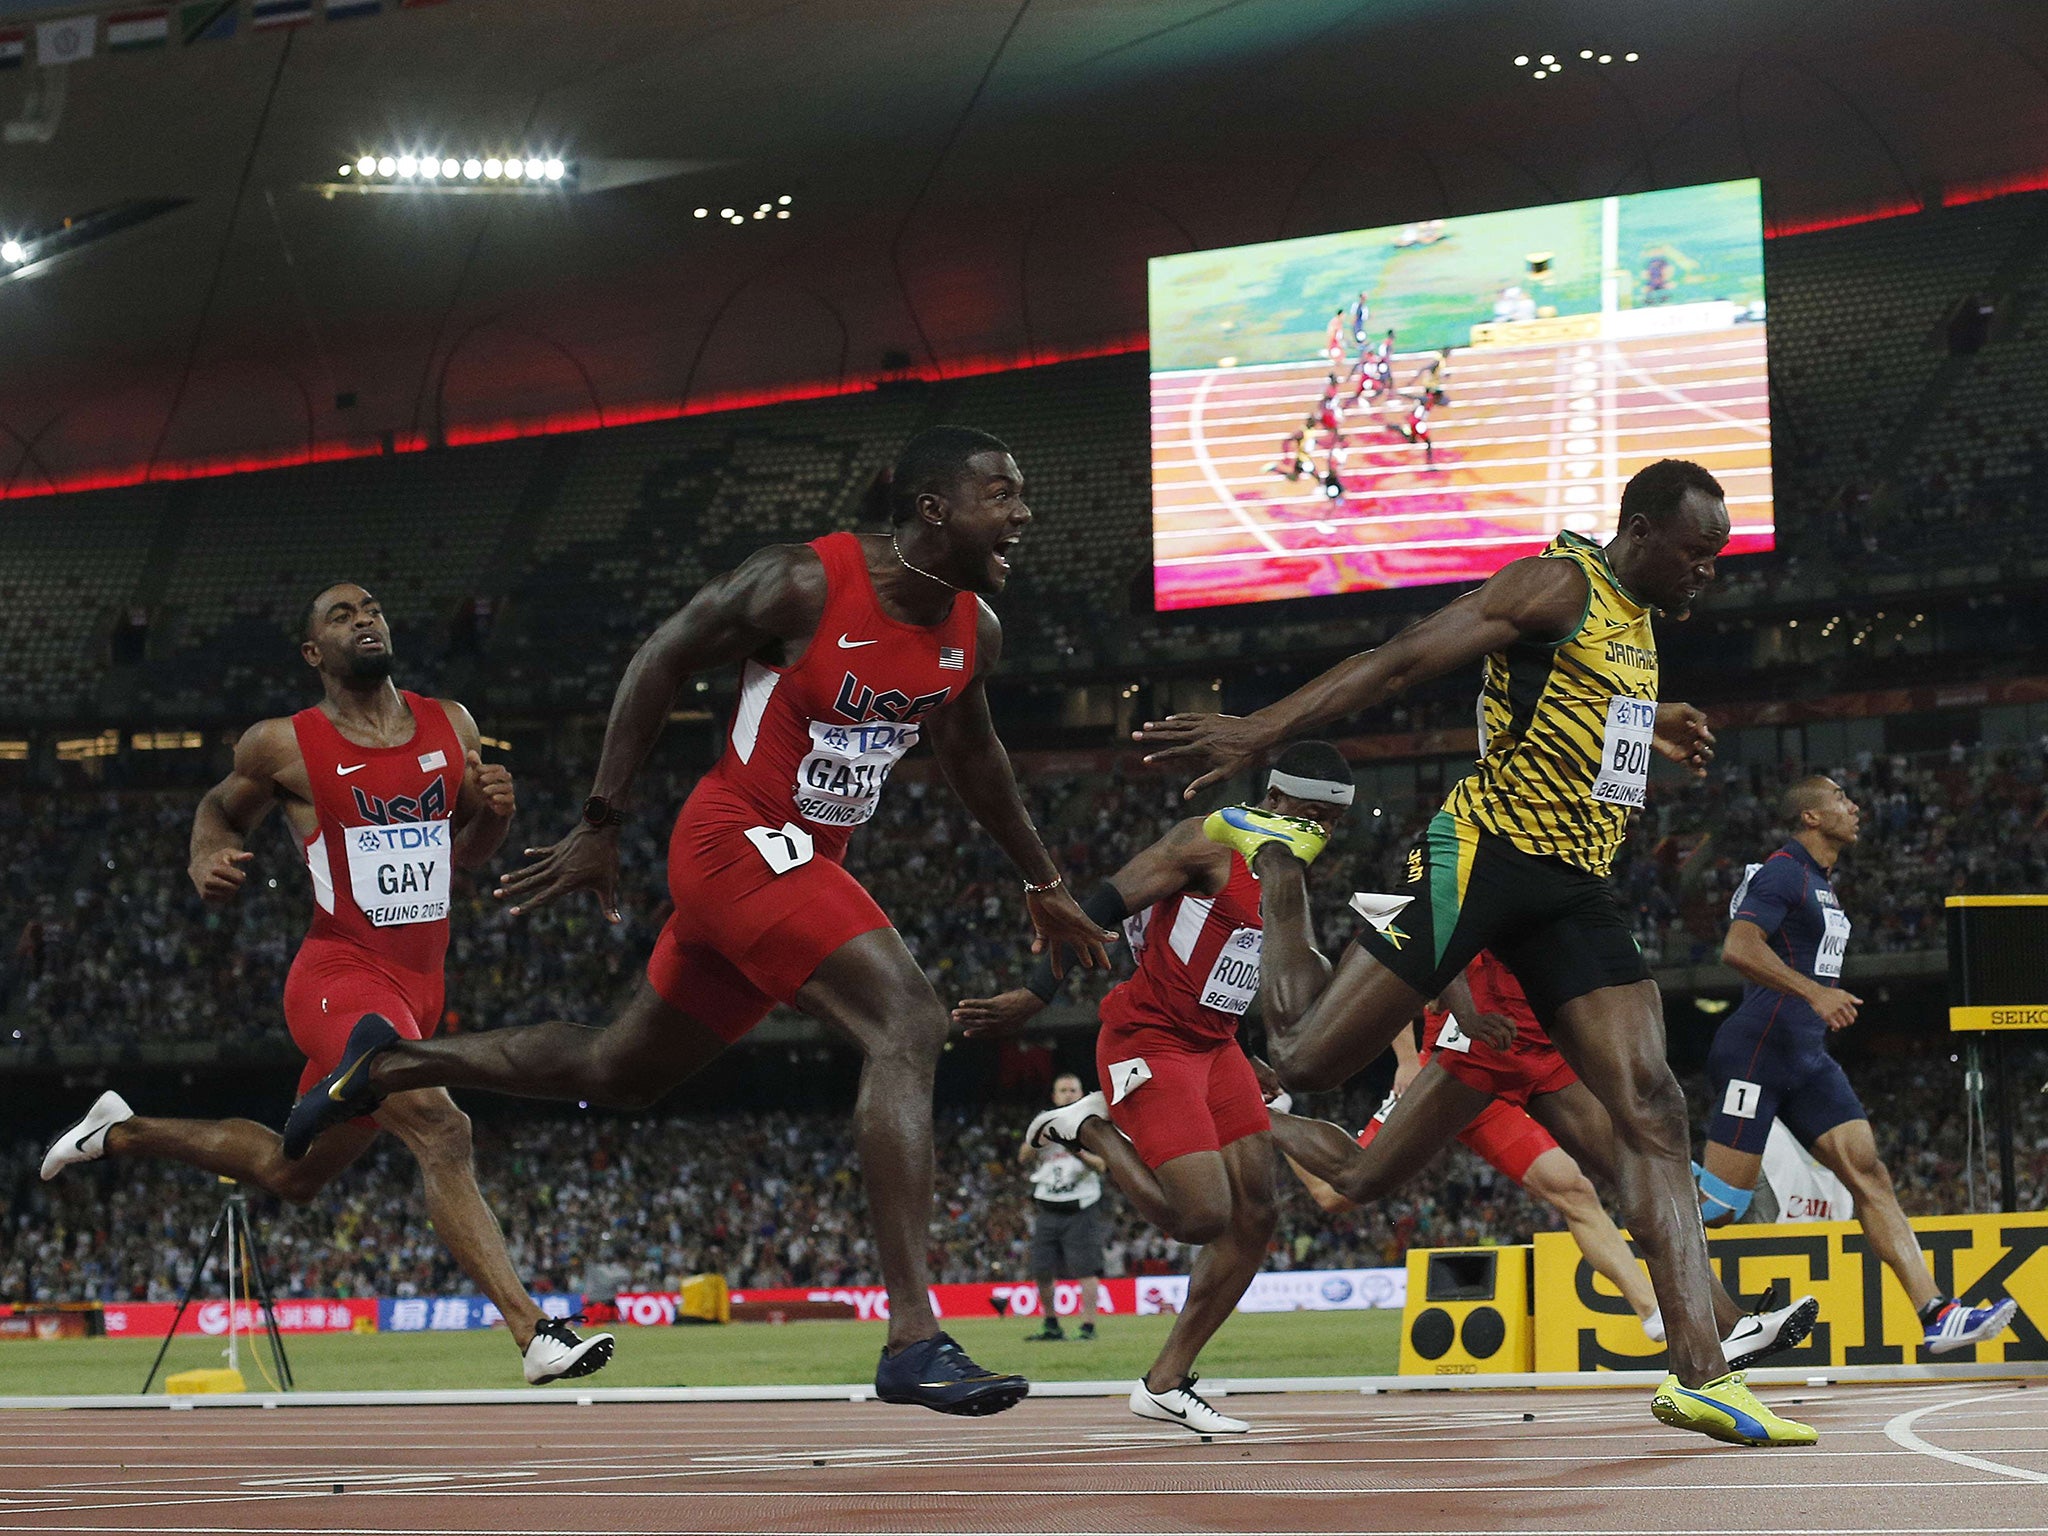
left=1136, top=557, right=1585, bottom=796
left=497, top=545, right=824, bottom=920
left=926, top=604, right=1116, bottom=977
left=952, top=819, right=1227, bottom=1035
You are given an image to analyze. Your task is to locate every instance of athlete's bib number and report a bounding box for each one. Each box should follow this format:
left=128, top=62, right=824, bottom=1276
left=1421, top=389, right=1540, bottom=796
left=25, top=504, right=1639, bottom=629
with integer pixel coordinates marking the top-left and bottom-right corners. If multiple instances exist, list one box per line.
left=1435, top=1012, right=1474, bottom=1054
left=345, top=819, right=451, bottom=927
left=745, top=822, right=816, bottom=875
left=795, top=720, right=920, bottom=827
left=1816, top=906, right=1851, bottom=980
left=1198, top=927, right=1263, bottom=1016
left=1590, top=696, right=1656, bottom=809
left=1722, top=1078, right=1763, bottom=1120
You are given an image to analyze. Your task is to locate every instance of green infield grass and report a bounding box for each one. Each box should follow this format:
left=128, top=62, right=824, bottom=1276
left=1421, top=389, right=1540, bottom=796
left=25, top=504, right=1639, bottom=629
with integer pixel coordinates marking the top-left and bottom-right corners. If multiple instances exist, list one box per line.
left=0, top=1310, right=1402, bottom=1398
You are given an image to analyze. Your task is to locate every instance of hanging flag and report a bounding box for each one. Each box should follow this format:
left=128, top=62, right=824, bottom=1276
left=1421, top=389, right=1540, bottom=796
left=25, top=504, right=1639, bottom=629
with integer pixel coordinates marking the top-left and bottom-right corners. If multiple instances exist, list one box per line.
left=35, top=14, right=95, bottom=64
left=324, top=0, right=381, bottom=16
left=107, top=7, right=170, bottom=50
left=251, top=0, right=313, bottom=25
left=178, top=0, right=235, bottom=42
left=0, top=27, right=24, bottom=67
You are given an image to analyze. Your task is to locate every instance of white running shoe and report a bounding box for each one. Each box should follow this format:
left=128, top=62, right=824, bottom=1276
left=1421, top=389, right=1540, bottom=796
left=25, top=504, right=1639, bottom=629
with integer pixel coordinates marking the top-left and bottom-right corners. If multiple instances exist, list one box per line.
left=1027, top=1090, right=1108, bottom=1150
left=521, top=1317, right=616, bottom=1385
left=1722, top=1293, right=1820, bottom=1370
left=1130, top=1375, right=1249, bottom=1435
left=41, top=1091, right=134, bottom=1181
left=1925, top=1297, right=2019, bottom=1354
left=1640, top=1309, right=1666, bottom=1345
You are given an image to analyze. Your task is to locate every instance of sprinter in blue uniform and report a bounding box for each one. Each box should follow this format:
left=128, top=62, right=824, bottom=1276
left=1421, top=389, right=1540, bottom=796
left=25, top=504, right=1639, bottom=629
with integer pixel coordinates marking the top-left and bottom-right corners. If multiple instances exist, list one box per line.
left=1701, top=775, right=2017, bottom=1355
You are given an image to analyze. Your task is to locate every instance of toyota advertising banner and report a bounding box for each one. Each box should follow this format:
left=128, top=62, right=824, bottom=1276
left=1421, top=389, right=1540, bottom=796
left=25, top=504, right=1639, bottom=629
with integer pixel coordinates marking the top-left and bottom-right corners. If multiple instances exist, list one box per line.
left=715, top=1268, right=1405, bottom=1324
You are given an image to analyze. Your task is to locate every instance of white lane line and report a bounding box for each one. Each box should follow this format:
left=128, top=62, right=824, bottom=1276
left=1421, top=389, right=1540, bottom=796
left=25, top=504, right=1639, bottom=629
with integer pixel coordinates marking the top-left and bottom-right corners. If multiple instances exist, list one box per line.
left=1184, top=368, right=1284, bottom=555
left=1885, top=1392, right=2048, bottom=1484
left=1155, top=519, right=1778, bottom=569
left=1151, top=333, right=1767, bottom=384
left=1163, top=378, right=1767, bottom=432
left=1617, top=356, right=1772, bottom=436
left=1151, top=489, right=1774, bottom=542
left=1156, top=410, right=1769, bottom=457
left=1161, top=415, right=1770, bottom=467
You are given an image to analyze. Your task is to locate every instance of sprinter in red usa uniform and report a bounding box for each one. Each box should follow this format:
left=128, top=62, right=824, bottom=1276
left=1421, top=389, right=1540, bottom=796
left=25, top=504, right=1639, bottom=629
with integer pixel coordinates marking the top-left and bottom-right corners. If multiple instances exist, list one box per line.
left=955, top=742, right=1356, bottom=1435
left=42, top=584, right=612, bottom=1385
left=286, top=428, right=1114, bottom=1416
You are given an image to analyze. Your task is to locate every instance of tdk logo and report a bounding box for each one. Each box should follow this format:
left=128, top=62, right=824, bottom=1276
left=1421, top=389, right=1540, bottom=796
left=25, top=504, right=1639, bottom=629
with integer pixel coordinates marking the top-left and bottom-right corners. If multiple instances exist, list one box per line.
left=353, top=822, right=448, bottom=856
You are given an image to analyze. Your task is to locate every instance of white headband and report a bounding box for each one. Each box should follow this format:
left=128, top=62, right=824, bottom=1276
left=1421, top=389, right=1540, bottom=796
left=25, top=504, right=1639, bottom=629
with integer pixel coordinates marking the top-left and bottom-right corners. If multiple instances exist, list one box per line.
left=1267, top=768, right=1355, bottom=807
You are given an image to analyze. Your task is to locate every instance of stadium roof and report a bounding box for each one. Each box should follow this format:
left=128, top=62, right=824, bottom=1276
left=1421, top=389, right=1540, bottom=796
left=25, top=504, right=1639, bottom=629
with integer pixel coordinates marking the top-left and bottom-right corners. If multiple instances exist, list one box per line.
left=1, top=0, right=2046, bottom=493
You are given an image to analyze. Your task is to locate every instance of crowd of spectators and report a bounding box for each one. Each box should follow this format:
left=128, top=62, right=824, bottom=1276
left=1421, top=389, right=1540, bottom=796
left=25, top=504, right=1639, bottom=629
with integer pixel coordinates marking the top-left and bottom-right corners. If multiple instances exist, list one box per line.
left=9, top=741, right=2048, bottom=1052
left=1612, top=744, right=2048, bottom=966
left=4, top=1040, right=2036, bottom=1305
left=5, top=737, right=2046, bottom=1305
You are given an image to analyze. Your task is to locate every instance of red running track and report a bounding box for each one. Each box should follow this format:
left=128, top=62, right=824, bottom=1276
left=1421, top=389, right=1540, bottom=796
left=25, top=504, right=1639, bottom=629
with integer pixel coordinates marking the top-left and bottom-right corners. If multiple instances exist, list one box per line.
left=1, top=1383, right=2043, bottom=1535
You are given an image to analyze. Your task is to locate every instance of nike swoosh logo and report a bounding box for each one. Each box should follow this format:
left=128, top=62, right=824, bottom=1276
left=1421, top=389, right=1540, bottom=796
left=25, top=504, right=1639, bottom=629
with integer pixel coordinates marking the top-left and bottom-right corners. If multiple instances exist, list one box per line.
left=1153, top=1399, right=1188, bottom=1419
left=73, top=1130, right=95, bottom=1153
left=836, top=635, right=878, bottom=649
left=326, top=1056, right=370, bottom=1102
left=337, top=764, right=366, bottom=776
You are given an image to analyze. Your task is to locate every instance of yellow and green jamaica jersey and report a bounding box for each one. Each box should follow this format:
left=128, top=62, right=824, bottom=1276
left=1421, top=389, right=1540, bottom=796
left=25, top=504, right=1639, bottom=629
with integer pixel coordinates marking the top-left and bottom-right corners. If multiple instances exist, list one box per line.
left=1440, top=531, right=1659, bottom=877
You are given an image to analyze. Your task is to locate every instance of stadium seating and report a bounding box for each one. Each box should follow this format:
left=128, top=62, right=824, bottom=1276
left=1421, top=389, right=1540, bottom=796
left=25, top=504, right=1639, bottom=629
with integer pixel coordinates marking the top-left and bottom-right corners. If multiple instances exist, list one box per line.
left=0, top=487, right=164, bottom=716
left=0, top=196, right=2043, bottom=727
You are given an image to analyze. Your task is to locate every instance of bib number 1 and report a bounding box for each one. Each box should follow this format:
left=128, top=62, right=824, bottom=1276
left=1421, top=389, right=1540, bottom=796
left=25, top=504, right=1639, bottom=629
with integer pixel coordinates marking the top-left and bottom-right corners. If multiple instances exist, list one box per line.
left=744, top=822, right=816, bottom=875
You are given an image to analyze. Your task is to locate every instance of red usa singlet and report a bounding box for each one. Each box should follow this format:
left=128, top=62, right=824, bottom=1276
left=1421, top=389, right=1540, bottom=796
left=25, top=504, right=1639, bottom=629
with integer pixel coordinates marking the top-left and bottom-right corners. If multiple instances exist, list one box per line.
left=1098, top=849, right=1263, bottom=1045
left=683, top=531, right=980, bottom=865
left=290, top=691, right=467, bottom=977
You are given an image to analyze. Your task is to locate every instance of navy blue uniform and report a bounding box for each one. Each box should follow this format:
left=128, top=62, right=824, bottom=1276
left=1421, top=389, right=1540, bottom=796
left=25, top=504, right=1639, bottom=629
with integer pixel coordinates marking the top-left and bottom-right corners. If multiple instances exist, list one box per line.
left=1705, top=839, right=1865, bottom=1151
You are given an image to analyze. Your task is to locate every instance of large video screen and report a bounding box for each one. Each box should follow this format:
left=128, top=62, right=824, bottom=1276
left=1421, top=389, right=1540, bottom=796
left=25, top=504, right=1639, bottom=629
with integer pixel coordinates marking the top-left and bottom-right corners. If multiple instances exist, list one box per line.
left=1148, top=179, right=1771, bottom=611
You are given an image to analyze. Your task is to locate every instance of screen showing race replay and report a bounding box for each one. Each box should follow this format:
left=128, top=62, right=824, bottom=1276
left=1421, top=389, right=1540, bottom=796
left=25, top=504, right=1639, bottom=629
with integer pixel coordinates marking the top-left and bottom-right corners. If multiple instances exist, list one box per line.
left=1147, top=179, right=1771, bottom=611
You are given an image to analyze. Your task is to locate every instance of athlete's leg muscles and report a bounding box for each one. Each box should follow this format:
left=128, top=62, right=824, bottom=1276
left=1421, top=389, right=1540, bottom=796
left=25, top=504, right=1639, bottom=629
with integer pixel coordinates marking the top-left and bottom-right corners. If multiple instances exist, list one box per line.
left=1529, top=1082, right=1744, bottom=1332
left=1544, top=980, right=1728, bottom=1388
left=1251, top=843, right=1426, bottom=1091
left=106, top=1116, right=376, bottom=1205
left=793, top=928, right=954, bottom=1353
left=1807, top=1119, right=1939, bottom=1311
left=1308, top=1066, right=1487, bottom=1206
left=1519, top=1146, right=1658, bottom=1322
left=1142, top=1132, right=1277, bottom=1392
left=369, top=982, right=727, bottom=1110
left=374, top=1087, right=545, bottom=1346
left=1267, top=1113, right=1378, bottom=1201
left=1073, top=1121, right=1231, bottom=1244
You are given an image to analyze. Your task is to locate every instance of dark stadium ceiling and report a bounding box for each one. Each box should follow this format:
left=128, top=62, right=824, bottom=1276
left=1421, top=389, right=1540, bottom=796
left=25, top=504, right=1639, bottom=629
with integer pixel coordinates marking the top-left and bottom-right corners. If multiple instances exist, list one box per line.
left=1, top=0, right=2046, bottom=493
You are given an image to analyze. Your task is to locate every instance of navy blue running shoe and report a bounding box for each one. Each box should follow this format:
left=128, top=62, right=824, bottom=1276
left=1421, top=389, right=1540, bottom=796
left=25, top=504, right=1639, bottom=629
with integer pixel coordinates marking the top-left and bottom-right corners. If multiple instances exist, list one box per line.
left=874, top=1332, right=1028, bottom=1416
left=282, top=1013, right=399, bottom=1159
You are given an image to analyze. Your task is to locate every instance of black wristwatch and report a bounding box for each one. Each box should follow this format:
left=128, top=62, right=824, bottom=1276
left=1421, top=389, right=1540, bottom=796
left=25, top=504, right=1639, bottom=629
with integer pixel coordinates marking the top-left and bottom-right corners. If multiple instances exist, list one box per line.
left=582, top=795, right=627, bottom=829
